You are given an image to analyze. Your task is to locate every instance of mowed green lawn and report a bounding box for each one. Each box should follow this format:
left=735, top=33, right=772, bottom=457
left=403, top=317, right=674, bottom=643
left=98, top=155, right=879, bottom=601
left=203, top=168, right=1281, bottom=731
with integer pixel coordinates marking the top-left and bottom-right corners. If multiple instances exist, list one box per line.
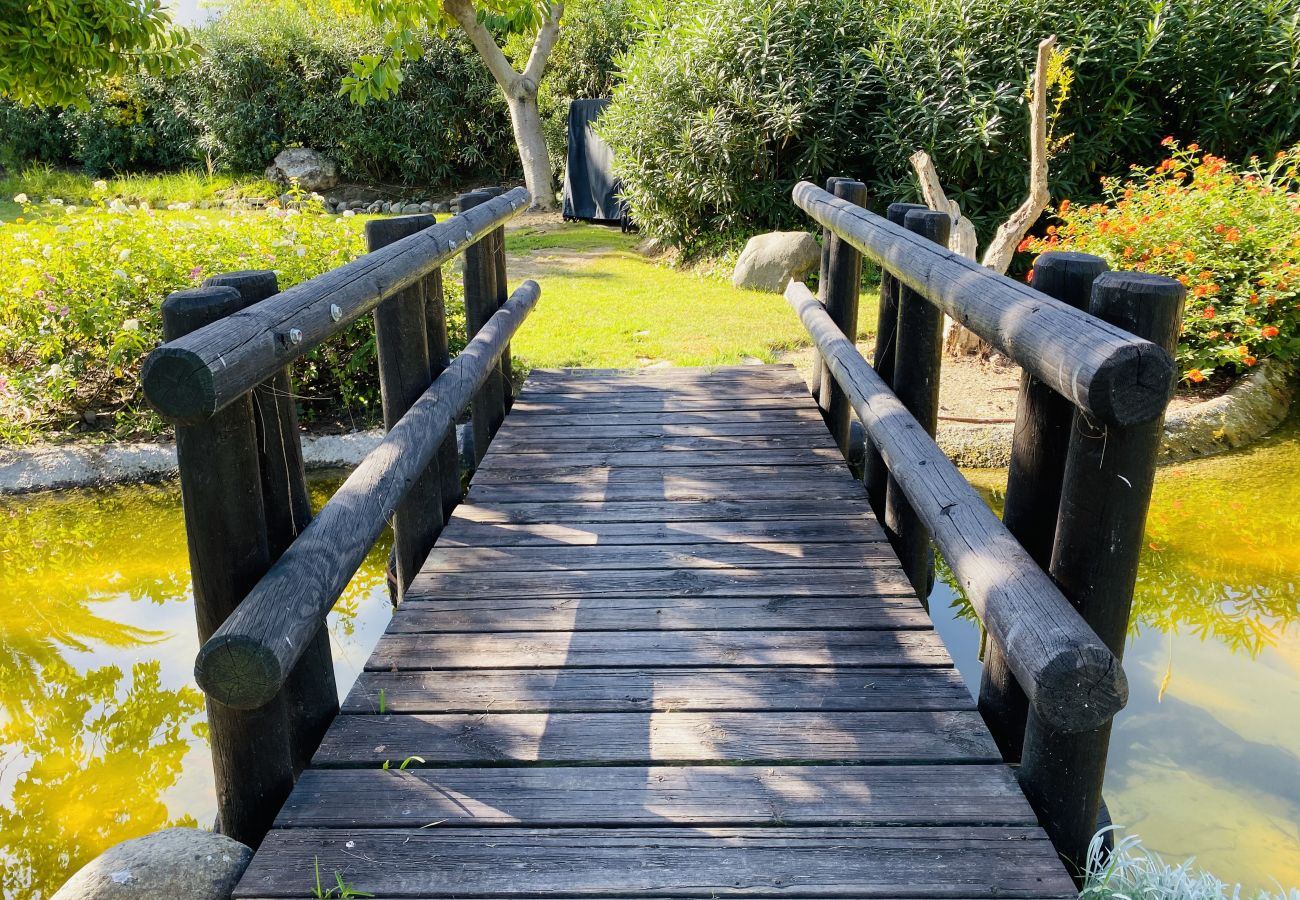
left=506, top=222, right=879, bottom=369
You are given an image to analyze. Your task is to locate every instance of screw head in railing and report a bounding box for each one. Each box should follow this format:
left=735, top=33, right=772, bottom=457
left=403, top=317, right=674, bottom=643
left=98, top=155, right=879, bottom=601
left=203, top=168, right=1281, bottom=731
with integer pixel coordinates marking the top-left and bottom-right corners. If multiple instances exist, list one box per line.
left=330, top=304, right=342, bottom=323
left=464, top=229, right=473, bottom=241
left=288, top=328, right=303, bottom=345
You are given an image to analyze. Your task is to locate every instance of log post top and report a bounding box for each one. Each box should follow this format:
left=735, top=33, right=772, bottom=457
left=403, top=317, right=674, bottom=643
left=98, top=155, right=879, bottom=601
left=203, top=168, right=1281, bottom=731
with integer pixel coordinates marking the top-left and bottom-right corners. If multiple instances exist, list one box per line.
left=791, top=181, right=1176, bottom=427
left=142, top=187, right=529, bottom=424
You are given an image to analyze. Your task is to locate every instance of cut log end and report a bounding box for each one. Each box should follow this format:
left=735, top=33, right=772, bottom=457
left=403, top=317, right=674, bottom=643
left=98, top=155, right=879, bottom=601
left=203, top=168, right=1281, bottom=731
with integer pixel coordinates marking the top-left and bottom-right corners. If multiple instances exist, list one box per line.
left=140, top=346, right=218, bottom=424
left=195, top=633, right=286, bottom=711
left=1032, top=641, right=1129, bottom=733
left=1087, top=337, right=1178, bottom=427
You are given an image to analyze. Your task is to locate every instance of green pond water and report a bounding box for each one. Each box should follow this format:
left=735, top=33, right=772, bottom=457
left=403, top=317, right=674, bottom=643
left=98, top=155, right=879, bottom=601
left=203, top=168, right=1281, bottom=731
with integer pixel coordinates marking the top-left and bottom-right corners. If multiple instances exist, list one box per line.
left=1, top=417, right=1298, bottom=899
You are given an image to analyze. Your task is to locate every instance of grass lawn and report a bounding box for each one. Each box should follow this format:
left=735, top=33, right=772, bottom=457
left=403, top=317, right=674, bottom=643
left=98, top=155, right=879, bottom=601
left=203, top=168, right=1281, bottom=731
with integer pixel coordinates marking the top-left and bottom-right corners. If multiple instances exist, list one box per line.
left=506, top=222, right=880, bottom=369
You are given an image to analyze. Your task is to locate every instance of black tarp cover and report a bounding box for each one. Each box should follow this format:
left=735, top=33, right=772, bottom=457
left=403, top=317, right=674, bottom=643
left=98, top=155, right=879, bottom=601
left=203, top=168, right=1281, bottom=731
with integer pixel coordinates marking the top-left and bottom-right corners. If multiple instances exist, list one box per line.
left=562, top=98, right=628, bottom=223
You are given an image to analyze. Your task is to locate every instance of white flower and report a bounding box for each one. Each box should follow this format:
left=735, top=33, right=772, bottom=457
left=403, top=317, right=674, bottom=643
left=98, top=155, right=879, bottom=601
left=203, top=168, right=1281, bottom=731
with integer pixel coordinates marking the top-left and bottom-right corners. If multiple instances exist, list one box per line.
left=50, top=198, right=63, bottom=206
left=46, top=364, right=63, bottom=378
left=342, top=210, right=355, bottom=218
left=122, top=318, right=139, bottom=331
left=19, top=258, right=35, bottom=266
left=55, top=225, right=70, bottom=234
left=92, top=180, right=109, bottom=192
left=108, top=199, right=128, bottom=213
left=112, top=269, right=128, bottom=280
left=12, top=193, right=28, bottom=204
left=118, top=248, right=131, bottom=261
left=295, top=246, right=306, bottom=257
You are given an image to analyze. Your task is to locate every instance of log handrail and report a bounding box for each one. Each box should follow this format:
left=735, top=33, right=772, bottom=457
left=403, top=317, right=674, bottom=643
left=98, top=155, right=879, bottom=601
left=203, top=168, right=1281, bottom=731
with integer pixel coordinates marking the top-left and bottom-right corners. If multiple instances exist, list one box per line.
left=142, top=187, right=530, bottom=423
left=193, top=281, right=542, bottom=711
left=791, top=181, right=1174, bottom=427
left=785, top=281, right=1127, bottom=733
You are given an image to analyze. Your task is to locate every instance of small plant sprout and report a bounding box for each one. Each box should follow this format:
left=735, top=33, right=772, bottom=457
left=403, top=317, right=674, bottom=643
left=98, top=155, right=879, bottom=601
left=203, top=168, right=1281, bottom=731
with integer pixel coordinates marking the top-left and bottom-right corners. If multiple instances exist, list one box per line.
left=312, top=856, right=374, bottom=899
left=377, top=687, right=386, bottom=714
left=380, top=755, right=425, bottom=770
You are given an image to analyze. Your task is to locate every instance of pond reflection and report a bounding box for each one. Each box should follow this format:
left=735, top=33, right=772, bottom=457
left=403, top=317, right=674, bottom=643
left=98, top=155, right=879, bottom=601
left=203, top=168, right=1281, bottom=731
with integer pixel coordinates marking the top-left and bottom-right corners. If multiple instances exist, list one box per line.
left=933, top=411, right=1300, bottom=891
left=0, top=475, right=392, bottom=900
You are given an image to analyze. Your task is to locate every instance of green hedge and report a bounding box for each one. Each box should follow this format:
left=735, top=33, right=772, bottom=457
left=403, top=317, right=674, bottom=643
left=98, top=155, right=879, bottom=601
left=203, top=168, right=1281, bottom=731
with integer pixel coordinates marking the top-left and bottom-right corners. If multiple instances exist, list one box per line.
left=599, top=0, right=1300, bottom=250
left=0, top=5, right=516, bottom=187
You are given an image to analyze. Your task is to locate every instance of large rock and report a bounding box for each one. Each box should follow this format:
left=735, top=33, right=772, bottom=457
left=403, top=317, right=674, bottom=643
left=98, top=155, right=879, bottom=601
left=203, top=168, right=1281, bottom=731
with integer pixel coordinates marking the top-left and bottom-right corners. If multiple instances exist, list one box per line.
left=264, top=148, right=338, bottom=193
left=731, top=231, right=820, bottom=293
left=52, top=828, right=252, bottom=900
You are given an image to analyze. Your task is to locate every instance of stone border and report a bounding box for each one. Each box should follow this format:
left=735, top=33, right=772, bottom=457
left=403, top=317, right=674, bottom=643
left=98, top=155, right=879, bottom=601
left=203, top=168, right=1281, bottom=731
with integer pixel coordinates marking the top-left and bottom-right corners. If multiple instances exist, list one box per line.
left=937, top=359, right=1296, bottom=468
left=4, top=364, right=1293, bottom=493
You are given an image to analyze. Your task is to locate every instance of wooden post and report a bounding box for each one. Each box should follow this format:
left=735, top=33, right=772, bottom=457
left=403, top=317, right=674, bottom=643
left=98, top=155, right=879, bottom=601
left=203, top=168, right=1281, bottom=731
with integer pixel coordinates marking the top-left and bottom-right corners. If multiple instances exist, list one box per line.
left=977, top=251, right=1108, bottom=763
left=884, top=208, right=949, bottom=603
left=162, top=286, right=294, bottom=848
left=818, top=179, right=868, bottom=457
left=481, top=186, right=513, bottom=406
left=862, top=202, right=926, bottom=519
left=1018, top=271, right=1184, bottom=874
left=421, top=249, right=463, bottom=522
left=812, top=177, right=848, bottom=411
left=459, top=190, right=507, bottom=465
left=366, top=216, right=448, bottom=598
left=204, top=271, right=339, bottom=773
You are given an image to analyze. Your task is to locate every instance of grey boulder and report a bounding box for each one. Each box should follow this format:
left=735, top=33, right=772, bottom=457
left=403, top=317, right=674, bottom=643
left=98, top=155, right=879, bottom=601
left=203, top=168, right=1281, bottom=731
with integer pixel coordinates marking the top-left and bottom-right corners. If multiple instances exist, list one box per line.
left=264, top=148, right=339, bottom=193
left=52, top=828, right=251, bottom=900
left=732, top=231, right=820, bottom=293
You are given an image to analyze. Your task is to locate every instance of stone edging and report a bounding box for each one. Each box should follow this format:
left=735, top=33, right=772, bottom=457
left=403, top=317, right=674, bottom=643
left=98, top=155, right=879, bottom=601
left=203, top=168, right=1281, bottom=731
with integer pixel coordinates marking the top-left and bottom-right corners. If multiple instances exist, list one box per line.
left=937, top=359, right=1296, bottom=468
left=4, top=364, right=1293, bottom=493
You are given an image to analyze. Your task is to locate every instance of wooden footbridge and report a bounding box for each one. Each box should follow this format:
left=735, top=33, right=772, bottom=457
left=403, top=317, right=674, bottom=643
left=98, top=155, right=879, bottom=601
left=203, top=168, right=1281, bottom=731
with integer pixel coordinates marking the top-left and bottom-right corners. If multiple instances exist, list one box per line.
left=141, top=182, right=1183, bottom=898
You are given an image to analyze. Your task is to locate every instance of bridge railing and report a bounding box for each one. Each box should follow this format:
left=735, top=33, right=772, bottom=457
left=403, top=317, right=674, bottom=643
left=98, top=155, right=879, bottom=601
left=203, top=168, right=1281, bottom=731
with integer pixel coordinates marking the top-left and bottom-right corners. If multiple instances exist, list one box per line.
left=790, top=179, right=1184, bottom=872
left=138, top=187, right=536, bottom=849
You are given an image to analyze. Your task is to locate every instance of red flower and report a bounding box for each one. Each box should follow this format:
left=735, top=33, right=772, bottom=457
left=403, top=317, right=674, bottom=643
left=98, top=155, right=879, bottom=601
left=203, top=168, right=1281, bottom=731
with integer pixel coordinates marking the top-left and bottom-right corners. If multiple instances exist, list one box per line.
left=1202, top=306, right=1216, bottom=318
left=1262, top=326, right=1280, bottom=339
left=1188, top=369, right=1206, bottom=383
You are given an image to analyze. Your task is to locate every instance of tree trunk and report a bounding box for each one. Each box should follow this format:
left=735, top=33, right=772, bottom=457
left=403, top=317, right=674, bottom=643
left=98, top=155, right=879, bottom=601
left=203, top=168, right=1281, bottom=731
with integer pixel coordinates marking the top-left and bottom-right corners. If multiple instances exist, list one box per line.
left=506, top=85, right=556, bottom=210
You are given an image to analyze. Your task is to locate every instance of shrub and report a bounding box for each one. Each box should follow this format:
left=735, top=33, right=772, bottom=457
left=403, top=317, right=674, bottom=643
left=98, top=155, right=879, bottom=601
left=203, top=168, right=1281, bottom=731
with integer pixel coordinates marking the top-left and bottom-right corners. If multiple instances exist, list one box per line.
left=0, top=167, right=280, bottom=208
left=0, top=203, right=373, bottom=442
left=1025, top=141, right=1300, bottom=382
left=600, top=0, right=1300, bottom=251
left=185, top=3, right=515, bottom=186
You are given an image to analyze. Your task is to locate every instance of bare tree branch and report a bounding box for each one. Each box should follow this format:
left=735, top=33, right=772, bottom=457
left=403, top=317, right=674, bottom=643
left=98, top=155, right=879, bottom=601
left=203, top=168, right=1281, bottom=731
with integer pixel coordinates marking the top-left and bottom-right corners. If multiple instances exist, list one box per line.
left=979, top=35, right=1057, bottom=275
left=443, top=0, right=521, bottom=91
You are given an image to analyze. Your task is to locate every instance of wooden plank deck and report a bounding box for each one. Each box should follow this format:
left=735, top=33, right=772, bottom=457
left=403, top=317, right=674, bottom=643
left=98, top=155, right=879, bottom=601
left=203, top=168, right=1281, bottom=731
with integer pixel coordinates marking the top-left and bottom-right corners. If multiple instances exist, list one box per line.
left=234, top=364, right=1076, bottom=899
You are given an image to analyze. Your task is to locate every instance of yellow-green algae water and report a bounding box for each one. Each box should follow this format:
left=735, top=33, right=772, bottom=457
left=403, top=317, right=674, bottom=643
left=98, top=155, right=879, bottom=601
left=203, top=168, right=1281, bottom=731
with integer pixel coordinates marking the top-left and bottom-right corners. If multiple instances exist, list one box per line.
left=931, top=411, right=1300, bottom=893
left=0, top=416, right=1297, bottom=898
left=0, top=475, right=393, bottom=899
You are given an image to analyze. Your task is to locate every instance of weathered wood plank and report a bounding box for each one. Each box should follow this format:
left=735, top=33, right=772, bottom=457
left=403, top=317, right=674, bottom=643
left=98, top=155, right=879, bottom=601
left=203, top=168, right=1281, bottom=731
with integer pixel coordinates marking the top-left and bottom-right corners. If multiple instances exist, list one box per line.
left=390, top=595, right=928, bottom=633
left=436, top=514, right=886, bottom=547
left=499, top=408, right=826, bottom=428
left=276, top=765, right=1036, bottom=827
left=341, top=666, right=975, bottom=714
left=441, top=498, right=875, bottom=524
left=469, top=463, right=856, bottom=485
left=488, top=421, right=831, bottom=440
left=409, top=566, right=914, bottom=599
left=466, top=472, right=868, bottom=503
left=366, top=629, right=951, bottom=670
left=315, top=711, right=999, bottom=765
left=524, top=365, right=806, bottom=386
left=421, top=542, right=895, bottom=572
left=475, top=448, right=844, bottom=472
left=489, top=433, right=837, bottom=453
left=511, top=397, right=813, bottom=415
left=234, top=826, right=1077, bottom=898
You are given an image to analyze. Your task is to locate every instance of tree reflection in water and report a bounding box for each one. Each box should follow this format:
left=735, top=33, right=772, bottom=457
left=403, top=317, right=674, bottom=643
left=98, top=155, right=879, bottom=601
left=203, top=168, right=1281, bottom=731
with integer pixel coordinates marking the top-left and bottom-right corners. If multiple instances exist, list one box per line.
left=0, top=474, right=388, bottom=899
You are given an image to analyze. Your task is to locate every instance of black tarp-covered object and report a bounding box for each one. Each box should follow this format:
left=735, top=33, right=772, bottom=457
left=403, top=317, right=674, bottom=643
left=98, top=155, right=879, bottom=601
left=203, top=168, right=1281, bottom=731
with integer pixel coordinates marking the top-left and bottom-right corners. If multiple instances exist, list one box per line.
left=562, top=99, right=628, bottom=223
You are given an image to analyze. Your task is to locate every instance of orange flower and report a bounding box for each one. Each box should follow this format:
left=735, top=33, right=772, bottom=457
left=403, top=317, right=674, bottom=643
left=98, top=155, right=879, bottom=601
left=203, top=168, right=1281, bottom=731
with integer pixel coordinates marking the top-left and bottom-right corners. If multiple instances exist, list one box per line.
left=1224, top=228, right=1240, bottom=242
left=1202, top=305, right=1216, bottom=318
left=1246, top=317, right=1256, bottom=325
left=1188, top=143, right=1200, bottom=151
left=1244, top=356, right=1257, bottom=366
left=1262, top=326, right=1280, bottom=338
left=1059, top=199, right=1071, bottom=214
left=1188, top=369, right=1206, bottom=383
left=1213, top=224, right=1225, bottom=233
left=1237, top=344, right=1250, bottom=356
left=1017, top=237, right=1033, bottom=253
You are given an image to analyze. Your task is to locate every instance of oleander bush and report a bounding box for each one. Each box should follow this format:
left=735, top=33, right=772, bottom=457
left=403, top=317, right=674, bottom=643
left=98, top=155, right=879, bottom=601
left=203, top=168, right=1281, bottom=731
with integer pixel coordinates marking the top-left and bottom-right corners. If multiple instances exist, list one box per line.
left=0, top=2, right=516, bottom=188
left=1025, top=141, right=1300, bottom=382
left=599, top=0, right=1300, bottom=251
left=0, top=203, right=464, bottom=443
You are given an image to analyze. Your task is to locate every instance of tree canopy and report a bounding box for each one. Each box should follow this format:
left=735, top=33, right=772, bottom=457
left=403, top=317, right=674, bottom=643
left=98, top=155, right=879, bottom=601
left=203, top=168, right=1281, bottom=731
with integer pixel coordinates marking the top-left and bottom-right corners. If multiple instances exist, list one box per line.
left=0, top=0, right=197, bottom=107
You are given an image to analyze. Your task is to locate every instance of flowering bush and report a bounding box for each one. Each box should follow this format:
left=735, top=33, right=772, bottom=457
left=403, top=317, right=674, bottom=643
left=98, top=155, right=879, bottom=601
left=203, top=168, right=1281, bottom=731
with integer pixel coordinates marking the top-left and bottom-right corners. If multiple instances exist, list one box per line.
left=1024, top=141, right=1300, bottom=382
left=0, top=202, right=382, bottom=442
